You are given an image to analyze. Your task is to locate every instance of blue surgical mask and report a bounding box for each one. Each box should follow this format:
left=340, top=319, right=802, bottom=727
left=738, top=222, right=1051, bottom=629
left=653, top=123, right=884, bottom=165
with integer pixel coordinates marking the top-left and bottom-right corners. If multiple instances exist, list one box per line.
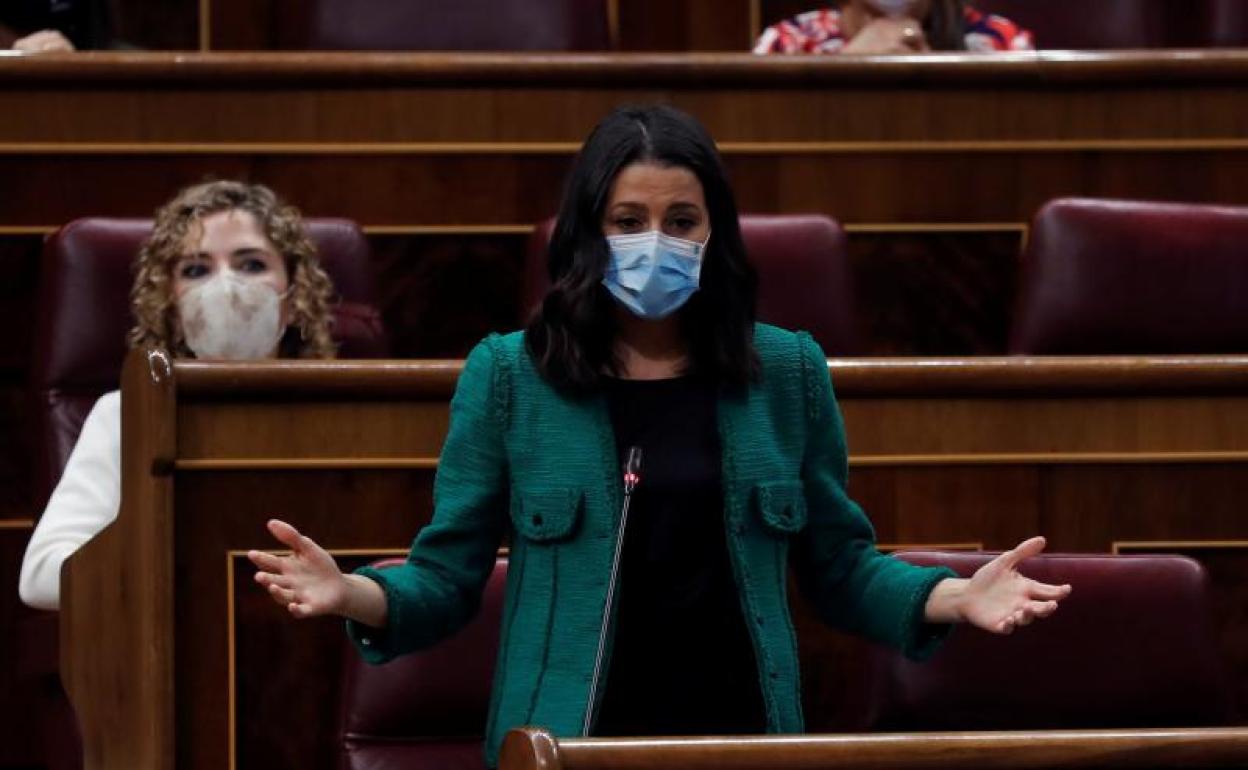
left=602, top=230, right=708, bottom=320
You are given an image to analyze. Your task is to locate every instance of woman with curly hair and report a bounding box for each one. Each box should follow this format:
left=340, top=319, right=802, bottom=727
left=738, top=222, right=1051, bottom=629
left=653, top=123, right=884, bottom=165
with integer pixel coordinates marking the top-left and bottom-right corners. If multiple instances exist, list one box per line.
left=19, top=180, right=338, bottom=610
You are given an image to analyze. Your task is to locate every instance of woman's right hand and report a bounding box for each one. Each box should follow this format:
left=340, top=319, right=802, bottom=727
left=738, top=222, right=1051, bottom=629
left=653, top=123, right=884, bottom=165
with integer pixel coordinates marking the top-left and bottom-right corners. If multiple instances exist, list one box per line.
left=842, top=17, right=930, bottom=54
left=248, top=519, right=350, bottom=618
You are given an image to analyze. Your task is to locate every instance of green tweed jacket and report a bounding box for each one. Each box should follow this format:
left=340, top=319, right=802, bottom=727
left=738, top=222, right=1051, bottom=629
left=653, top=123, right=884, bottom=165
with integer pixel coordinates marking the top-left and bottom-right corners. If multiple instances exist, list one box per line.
left=349, top=324, right=954, bottom=767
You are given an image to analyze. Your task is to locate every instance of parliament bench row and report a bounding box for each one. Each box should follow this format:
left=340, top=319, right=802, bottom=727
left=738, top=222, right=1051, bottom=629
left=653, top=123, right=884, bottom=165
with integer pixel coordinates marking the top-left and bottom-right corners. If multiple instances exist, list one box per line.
left=194, top=0, right=1248, bottom=52
left=29, top=194, right=1248, bottom=508
left=341, top=550, right=1233, bottom=768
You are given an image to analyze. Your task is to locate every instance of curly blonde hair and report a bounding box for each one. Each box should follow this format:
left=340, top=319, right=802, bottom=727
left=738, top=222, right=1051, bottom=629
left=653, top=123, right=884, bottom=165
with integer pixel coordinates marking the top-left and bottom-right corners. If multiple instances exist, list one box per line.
left=128, top=180, right=337, bottom=359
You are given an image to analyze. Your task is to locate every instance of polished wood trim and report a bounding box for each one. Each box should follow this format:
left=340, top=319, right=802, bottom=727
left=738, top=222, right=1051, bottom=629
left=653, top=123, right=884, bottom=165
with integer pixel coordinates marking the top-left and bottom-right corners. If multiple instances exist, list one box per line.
left=6, top=140, right=1248, bottom=155
left=500, top=726, right=1248, bottom=769
left=606, top=0, right=620, bottom=51
left=827, top=355, right=1248, bottom=396
left=851, top=451, right=1248, bottom=467
left=879, top=542, right=983, bottom=552
left=9, top=50, right=1248, bottom=86
left=842, top=222, right=1027, bottom=234
left=198, top=0, right=209, bottom=52
left=225, top=552, right=237, bottom=770
left=748, top=0, right=762, bottom=45
left=0, top=519, right=34, bottom=529
left=1113, top=540, right=1248, bottom=555
left=0, top=142, right=582, bottom=155
left=168, top=356, right=1248, bottom=397
left=174, top=458, right=440, bottom=471
left=173, top=359, right=463, bottom=396
left=0, top=223, right=1023, bottom=237
left=363, top=224, right=537, bottom=235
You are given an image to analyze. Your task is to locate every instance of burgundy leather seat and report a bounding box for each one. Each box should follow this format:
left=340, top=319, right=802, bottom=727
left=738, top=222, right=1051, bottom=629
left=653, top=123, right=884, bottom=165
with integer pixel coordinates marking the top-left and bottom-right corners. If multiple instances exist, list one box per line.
left=30, top=216, right=387, bottom=511
left=522, top=214, right=860, bottom=356
left=880, top=551, right=1231, bottom=730
left=338, top=558, right=507, bottom=770
left=1207, top=0, right=1248, bottom=46
left=975, top=0, right=1178, bottom=48
left=1008, top=198, right=1248, bottom=355
left=274, top=0, right=609, bottom=51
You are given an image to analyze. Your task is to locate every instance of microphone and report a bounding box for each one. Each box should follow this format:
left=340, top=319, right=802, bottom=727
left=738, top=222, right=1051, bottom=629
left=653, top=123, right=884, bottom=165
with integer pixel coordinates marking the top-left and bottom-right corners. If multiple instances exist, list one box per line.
left=622, top=445, right=643, bottom=496
left=583, top=445, right=643, bottom=736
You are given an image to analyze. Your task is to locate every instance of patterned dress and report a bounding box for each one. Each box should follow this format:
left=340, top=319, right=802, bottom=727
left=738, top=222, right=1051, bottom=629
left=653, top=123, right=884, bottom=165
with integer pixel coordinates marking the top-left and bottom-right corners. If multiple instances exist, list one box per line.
left=754, top=5, right=1034, bottom=54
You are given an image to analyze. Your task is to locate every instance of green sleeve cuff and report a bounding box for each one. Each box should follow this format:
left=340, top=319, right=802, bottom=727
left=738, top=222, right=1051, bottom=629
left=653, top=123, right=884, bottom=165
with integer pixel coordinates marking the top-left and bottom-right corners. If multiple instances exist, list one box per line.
left=901, top=565, right=959, bottom=661
left=345, top=565, right=402, bottom=664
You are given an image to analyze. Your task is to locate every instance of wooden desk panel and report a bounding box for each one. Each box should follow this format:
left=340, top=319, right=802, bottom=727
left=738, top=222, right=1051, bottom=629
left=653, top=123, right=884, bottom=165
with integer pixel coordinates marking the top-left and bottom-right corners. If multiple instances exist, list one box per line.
left=5, top=53, right=1248, bottom=231
left=58, top=353, right=1248, bottom=770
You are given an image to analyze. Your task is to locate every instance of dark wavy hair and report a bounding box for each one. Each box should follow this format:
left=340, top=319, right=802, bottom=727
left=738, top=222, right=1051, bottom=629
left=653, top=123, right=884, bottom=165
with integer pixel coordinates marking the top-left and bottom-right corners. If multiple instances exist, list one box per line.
left=525, top=104, right=760, bottom=395
left=925, top=0, right=969, bottom=51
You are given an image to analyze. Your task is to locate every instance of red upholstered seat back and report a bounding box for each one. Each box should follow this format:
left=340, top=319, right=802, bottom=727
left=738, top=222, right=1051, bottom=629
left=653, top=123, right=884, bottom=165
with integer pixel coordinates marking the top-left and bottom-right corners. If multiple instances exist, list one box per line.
left=1207, top=0, right=1248, bottom=46
left=274, top=0, right=609, bottom=51
left=1008, top=198, right=1248, bottom=354
left=974, top=0, right=1187, bottom=48
left=522, top=214, right=860, bottom=356
left=881, top=552, right=1231, bottom=730
left=338, top=558, right=507, bottom=770
left=29, top=217, right=387, bottom=509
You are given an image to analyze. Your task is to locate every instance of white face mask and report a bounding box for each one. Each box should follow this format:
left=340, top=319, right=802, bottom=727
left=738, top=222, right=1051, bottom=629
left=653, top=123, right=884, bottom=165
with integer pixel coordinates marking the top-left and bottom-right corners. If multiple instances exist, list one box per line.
left=177, top=270, right=285, bottom=360
left=867, top=0, right=919, bottom=17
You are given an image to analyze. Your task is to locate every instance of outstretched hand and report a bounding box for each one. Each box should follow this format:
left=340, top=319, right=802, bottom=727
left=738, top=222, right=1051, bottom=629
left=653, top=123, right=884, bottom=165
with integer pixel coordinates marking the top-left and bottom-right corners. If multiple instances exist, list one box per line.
left=248, top=519, right=348, bottom=619
left=960, top=536, right=1072, bottom=634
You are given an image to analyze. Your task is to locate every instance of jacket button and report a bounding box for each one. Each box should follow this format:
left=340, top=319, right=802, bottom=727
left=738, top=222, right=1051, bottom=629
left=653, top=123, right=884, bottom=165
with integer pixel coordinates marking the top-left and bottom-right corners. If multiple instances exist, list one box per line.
left=755, top=615, right=765, bottom=626
left=769, top=670, right=779, bottom=680
left=532, top=514, right=544, bottom=526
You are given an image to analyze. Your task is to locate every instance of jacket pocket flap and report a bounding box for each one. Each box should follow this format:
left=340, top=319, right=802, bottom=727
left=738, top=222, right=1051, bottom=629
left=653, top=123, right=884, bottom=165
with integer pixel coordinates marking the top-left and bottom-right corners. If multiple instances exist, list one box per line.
left=753, top=480, right=808, bottom=534
left=512, top=486, right=584, bottom=542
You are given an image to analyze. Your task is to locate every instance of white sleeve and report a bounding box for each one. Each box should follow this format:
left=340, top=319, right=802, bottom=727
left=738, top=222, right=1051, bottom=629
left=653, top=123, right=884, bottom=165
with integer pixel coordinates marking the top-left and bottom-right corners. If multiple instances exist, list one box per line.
left=18, top=391, right=122, bottom=610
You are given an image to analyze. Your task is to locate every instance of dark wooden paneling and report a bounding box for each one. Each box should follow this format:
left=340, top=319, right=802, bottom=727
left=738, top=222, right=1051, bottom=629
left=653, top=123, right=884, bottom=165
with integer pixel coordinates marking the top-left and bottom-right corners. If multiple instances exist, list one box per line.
left=0, top=527, right=44, bottom=768
left=207, top=0, right=278, bottom=51
left=849, top=230, right=1021, bottom=355
left=114, top=0, right=199, bottom=50
left=618, top=0, right=753, bottom=51
left=176, top=470, right=434, bottom=770
left=5, top=151, right=1248, bottom=228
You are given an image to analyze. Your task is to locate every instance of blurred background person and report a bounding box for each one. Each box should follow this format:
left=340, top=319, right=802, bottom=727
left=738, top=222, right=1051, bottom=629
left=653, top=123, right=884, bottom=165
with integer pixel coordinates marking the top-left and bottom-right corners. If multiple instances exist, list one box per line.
left=755, top=0, right=1033, bottom=55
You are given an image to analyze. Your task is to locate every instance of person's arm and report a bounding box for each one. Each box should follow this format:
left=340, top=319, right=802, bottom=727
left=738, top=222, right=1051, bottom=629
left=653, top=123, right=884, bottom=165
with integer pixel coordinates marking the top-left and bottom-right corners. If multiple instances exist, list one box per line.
left=791, top=334, right=1069, bottom=650
left=19, top=392, right=122, bottom=610
left=790, top=334, right=956, bottom=659
left=250, top=336, right=510, bottom=660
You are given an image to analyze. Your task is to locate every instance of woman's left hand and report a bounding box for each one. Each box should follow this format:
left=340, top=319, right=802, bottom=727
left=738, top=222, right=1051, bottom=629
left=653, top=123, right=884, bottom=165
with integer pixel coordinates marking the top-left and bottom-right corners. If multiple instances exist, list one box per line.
left=924, top=536, right=1072, bottom=633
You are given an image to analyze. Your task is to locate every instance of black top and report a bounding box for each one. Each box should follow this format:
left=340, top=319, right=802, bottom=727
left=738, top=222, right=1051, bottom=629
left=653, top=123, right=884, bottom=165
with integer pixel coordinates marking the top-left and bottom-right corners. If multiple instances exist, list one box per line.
left=594, top=374, right=766, bottom=737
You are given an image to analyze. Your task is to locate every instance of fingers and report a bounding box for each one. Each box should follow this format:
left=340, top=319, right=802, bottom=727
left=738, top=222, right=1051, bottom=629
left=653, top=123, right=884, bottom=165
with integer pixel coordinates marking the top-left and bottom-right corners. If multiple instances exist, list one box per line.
left=1026, top=578, right=1072, bottom=601
left=266, top=582, right=297, bottom=606
left=254, top=570, right=294, bottom=590
left=266, top=519, right=305, bottom=552
left=1000, top=535, right=1047, bottom=569
left=247, top=548, right=285, bottom=573
left=994, top=598, right=1060, bottom=634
